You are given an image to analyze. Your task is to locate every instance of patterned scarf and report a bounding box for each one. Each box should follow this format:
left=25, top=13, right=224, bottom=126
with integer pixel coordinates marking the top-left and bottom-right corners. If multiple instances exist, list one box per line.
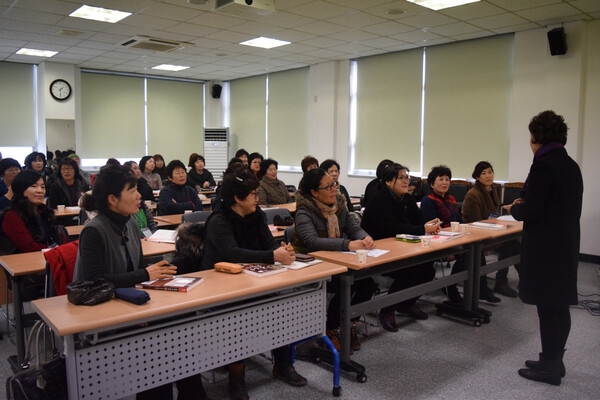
left=314, top=198, right=341, bottom=238
left=426, top=191, right=458, bottom=228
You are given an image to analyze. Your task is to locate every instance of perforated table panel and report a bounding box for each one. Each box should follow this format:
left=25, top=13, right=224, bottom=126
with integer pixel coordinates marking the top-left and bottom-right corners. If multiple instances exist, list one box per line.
left=71, top=286, right=325, bottom=399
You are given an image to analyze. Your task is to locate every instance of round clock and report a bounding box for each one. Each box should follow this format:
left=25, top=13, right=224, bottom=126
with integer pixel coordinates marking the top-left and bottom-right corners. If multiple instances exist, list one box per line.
left=49, top=79, right=72, bottom=101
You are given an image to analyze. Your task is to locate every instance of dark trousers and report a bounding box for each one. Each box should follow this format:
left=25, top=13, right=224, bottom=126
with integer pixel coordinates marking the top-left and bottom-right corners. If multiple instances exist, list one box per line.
left=382, top=262, right=435, bottom=313
left=326, top=276, right=377, bottom=330
left=537, top=305, right=571, bottom=360
left=136, top=374, right=207, bottom=400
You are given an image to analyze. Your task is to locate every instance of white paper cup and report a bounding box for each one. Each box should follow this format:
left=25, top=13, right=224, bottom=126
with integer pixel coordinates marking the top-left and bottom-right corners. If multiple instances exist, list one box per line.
left=57, top=205, right=65, bottom=212
left=420, top=236, right=431, bottom=248
left=356, top=249, right=368, bottom=264
left=450, top=221, right=459, bottom=232
left=460, top=223, right=469, bottom=233
left=184, top=210, right=192, bottom=214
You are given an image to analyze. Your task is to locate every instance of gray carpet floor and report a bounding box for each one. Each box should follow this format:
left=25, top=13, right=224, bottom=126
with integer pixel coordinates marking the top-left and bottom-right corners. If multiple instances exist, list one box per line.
left=0, top=262, right=598, bottom=400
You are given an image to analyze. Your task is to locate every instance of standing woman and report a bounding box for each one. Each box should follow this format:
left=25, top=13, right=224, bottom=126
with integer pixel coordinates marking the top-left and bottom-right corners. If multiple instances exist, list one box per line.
left=1, top=170, right=67, bottom=253
left=505, top=110, right=583, bottom=386
left=139, top=155, right=163, bottom=190
left=187, top=154, right=216, bottom=190
left=46, top=157, right=90, bottom=208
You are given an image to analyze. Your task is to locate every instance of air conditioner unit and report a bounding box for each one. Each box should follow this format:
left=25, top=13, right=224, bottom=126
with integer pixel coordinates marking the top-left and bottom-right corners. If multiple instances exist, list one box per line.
left=215, top=0, right=275, bottom=15
left=204, top=128, right=229, bottom=182
left=120, top=36, right=190, bottom=52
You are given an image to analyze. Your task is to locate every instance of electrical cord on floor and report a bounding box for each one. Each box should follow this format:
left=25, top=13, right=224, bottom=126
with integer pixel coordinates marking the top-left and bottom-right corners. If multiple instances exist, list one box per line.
left=573, top=292, right=600, bottom=316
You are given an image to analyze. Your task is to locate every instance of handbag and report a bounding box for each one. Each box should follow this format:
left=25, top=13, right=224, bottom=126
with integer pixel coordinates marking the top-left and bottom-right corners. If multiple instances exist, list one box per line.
left=66, top=278, right=115, bottom=306
left=6, top=320, right=68, bottom=400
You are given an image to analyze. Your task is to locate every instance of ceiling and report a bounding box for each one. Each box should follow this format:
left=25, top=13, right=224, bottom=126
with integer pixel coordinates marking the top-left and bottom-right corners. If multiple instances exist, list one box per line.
left=1, top=0, right=598, bottom=82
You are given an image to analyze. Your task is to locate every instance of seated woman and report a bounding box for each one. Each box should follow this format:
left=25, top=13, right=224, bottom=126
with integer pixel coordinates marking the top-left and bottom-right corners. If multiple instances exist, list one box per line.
left=202, top=166, right=306, bottom=400
left=72, top=165, right=209, bottom=400
left=234, top=148, right=250, bottom=166
left=157, top=160, right=202, bottom=215
left=46, top=157, right=90, bottom=209
left=187, top=154, right=216, bottom=190
left=23, top=151, right=49, bottom=184
left=248, top=152, right=263, bottom=179
left=1, top=170, right=67, bottom=253
left=360, top=163, right=441, bottom=332
left=68, top=154, right=91, bottom=188
left=123, top=161, right=154, bottom=202
left=362, top=158, right=394, bottom=208
left=257, top=158, right=292, bottom=206
left=292, top=168, right=375, bottom=352
left=153, top=154, right=168, bottom=182
left=320, top=159, right=353, bottom=212
left=139, top=155, right=163, bottom=190
left=463, top=161, right=518, bottom=299
left=420, top=165, right=463, bottom=304
left=0, top=157, right=21, bottom=211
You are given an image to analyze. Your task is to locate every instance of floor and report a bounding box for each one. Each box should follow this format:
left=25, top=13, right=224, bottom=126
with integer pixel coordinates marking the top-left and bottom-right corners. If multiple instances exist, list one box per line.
left=0, top=263, right=598, bottom=400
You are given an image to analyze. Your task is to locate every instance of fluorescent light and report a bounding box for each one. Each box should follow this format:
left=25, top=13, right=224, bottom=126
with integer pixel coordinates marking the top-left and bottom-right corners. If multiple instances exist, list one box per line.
left=152, top=64, right=190, bottom=72
left=16, top=48, right=58, bottom=57
left=406, top=0, right=479, bottom=11
left=69, top=5, right=131, bottom=23
left=240, top=37, right=290, bottom=49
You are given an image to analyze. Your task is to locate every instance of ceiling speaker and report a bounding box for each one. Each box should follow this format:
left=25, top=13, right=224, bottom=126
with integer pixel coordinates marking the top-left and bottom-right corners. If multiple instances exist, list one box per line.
left=211, top=84, right=222, bottom=99
left=547, top=28, right=567, bottom=56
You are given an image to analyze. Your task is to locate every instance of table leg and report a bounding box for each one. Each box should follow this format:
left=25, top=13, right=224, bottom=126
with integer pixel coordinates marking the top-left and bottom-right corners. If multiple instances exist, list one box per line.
left=339, top=273, right=352, bottom=362
left=12, top=276, right=25, bottom=367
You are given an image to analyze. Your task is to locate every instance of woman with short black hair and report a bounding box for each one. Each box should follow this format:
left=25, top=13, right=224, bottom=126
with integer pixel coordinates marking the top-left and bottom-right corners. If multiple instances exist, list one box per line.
left=157, top=160, right=202, bottom=215
left=257, top=158, right=292, bottom=206
left=139, top=155, right=162, bottom=190
left=46, top=157, right=90, bottom=209
left=187, top=154, right=216, bottom=190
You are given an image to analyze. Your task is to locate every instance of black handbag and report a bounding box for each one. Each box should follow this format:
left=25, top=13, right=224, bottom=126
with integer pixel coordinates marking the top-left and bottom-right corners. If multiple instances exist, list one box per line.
left=66, top=278, right=115, bottom=305
left=6, top=320, right=68, bottom=400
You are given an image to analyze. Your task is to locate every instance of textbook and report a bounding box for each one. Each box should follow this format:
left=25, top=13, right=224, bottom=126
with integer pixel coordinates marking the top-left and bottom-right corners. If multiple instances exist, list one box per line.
left=135, top=277, right=203, bottom=292
left=396, top=234, right=421, bottom=243
left=429, top=231, right=463, bottom=242
left=470, top=222, right=507, bottom=230
left=284, top=259, right=323, bottom=270
left=146, top=229, right=177, bottom=243
left=241, top=263, right=287, bottom=277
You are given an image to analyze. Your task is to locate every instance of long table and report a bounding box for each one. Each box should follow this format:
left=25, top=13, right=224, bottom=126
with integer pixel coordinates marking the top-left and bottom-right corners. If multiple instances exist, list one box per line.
left=32, top=263, right=347, bottom=399
left=0, top=240, right=176, bottom=368
left=308, top=219, right=522, bottom=381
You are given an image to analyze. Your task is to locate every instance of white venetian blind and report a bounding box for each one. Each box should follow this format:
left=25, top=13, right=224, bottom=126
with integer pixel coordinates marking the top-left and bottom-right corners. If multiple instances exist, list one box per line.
left=423, top=35, right=513, bottom=179
left=355, top=49, right=423, bottom=172
left=229, top=75, right=267, bottom=154
left=81, top=73, right=145, bottom=158
left=267, top=68, right=309, bottom=166
left=0, top=62, right=36, bottom=146
left=147, top=79, right=204, bottom=163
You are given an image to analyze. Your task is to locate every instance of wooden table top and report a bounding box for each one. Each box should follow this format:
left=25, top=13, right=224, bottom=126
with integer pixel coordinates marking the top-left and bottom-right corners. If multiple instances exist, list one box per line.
left=32, top=262, right=347, bottom=336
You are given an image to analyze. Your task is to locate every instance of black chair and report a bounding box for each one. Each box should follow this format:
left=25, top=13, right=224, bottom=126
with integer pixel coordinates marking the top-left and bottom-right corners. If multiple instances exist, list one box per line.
left=262, top=208, right=292, bottom=225
left=502, top=182, right=524, bottom=205
left=448, top=180, right=471, bottom=210
left=181, top=210, right=212, bottom=224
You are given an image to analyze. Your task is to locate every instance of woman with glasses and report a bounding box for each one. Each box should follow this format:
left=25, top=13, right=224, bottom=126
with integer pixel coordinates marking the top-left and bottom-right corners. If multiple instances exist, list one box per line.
left=202, top=166, right=306, bottom=400
left=46, top=157, right=90, bottom=209
left=257, top=158, right=292, bottom=206
left=361, top=163, right=441, bottom=332
left=292, top=168, right=375, bottom=352
left=320, top=159, right=353, bottom=212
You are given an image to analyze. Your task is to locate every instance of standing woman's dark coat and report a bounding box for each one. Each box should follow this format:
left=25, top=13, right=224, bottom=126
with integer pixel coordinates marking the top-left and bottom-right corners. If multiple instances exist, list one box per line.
left=510, top=147, right=583, bottom=307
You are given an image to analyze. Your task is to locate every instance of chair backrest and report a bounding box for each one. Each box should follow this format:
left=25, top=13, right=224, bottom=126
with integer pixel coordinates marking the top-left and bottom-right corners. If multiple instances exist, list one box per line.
left=181, top=210, right=212, bottom=224
left=283, top=226, right=295, bottom=244
left=447, top=180, right=471, bottom=204
left=43, top=240, right=79, bottom=297
left=502, top=182, right=524, bottom=205
left=262, top=208, right=292, bottom=225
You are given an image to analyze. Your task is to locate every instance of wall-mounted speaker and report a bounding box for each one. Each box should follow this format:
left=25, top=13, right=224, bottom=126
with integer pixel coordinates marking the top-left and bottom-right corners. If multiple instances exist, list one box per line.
left=211, top=83, right=222, bottom=99
left=547, top=28, right=567, bottom=56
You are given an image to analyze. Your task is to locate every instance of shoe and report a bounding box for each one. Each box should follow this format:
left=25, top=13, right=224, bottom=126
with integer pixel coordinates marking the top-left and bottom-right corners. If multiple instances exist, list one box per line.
left=378, top=310, right=398, bottom=332
left=525, top=352, right=566, bottom=378
left=350, top=321, right=361, bottom=351
left=479, top=287, right=501, bottom=303
left=396, top=303, right=428, bottom=320
left=326, top=328, right=341, bottom=351
left=444, top=285, right=463, bottom=304
left=518, top=365, right=561, bottom=386
left=273, top=365, right=308, bottom=387
left=494, top=281, right=518, bottom=297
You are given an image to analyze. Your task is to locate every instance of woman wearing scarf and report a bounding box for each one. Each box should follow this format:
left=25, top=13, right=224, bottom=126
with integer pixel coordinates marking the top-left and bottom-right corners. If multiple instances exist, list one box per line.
left=420, top=165, right=464, bottom=304
left=505, top=110, right=583, bottom=386
left=293, top=168, right=375, bottom=352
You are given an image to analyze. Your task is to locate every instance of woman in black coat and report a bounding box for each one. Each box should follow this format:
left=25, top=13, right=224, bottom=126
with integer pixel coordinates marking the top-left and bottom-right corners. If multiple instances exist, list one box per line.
left=505, top=110, right=583, bottom=386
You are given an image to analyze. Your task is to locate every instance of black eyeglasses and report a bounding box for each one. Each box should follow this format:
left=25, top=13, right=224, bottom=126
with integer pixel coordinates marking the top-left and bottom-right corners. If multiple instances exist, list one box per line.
left=317, top=181, right=340, bottom=191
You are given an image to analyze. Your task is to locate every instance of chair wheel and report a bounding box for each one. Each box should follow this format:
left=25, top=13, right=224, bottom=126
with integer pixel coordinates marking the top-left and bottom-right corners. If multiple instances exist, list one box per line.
left=357, top=372, right=367, bottom=383
left=332, top=386, right=342, bottom=396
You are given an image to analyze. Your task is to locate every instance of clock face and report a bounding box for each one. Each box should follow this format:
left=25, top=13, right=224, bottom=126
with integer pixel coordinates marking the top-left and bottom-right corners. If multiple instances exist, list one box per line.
left=50, top=79, right=72, bottom=101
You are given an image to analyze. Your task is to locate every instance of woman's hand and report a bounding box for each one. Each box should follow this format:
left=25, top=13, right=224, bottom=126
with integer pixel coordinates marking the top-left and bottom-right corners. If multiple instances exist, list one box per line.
left=502, top=198, right=523, bottom=214
left=348, top=236, right=374, bottom=251
left=145, top=260, right=177, bottom=280
left=203, top=181, right=210, bottom=188
left=424, top=218, right=441, bottom=234
left=274, top=242, right=295, bottom=265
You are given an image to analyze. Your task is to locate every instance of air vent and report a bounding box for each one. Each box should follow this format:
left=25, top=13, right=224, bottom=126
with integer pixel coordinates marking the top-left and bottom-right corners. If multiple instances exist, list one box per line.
left=120, top=36, right=190, bottom=52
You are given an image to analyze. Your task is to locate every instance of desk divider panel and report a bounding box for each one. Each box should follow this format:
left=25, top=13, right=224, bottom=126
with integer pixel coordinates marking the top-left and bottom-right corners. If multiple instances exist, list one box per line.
left=70, top=286, right=325, bottom=399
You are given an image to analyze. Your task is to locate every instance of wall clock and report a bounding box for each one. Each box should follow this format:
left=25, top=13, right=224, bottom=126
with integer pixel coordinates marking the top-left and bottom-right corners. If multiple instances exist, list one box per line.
left=49, top=79, right=72, bottom=101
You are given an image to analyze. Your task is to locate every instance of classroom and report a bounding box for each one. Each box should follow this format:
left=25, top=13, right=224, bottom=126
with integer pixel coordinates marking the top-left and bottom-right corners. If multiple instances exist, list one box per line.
left=0, top=1, right=599, bottom=399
